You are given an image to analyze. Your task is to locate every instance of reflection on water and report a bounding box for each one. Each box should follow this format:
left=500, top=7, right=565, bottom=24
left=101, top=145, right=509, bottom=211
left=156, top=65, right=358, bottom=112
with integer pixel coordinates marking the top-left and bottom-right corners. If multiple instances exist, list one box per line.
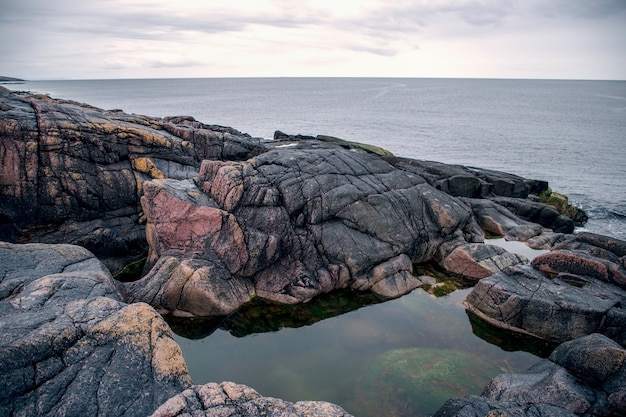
left=170, top=286, right=544, bottom=417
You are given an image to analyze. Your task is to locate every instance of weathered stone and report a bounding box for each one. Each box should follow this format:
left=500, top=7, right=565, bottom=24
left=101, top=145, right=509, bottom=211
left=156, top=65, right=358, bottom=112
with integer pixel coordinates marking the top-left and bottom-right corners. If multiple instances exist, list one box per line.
left=129, top=147, right=482, bottom=316
left=0, top=87, right=264, bottom=273
left=151, top=381, right=353, bottom=417
left=465, top=264, right=626, bottom=344
left=440, top=242, right=528, bottom=279
left=126, top=256, right=255, bottom=317
left=549, top=333, right=626, bottom=389
left=465, top=198, right=545, bottom=240
left=434, top=334, right=626, bottom=417
left=532, top=249, right=626, bottom=289
left=492, top=196, right=575, bottom=234
left=0, top=242, right=191, bottom=417
left=434, top=396, right=577, bottom=417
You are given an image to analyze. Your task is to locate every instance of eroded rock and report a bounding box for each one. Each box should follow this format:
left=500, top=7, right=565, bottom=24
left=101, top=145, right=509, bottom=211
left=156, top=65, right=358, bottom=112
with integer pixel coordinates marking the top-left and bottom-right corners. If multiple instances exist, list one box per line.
left=435, top=334, right=626, bottom=417
left=0, top=242, right=191, bottom=417
left=128, top=146, right=480, bottom=316
left=0, top=241, right=353, bottom=417
left=151, top=381, right=353, bottom=417
left=0, top=87, right=265, bottom=273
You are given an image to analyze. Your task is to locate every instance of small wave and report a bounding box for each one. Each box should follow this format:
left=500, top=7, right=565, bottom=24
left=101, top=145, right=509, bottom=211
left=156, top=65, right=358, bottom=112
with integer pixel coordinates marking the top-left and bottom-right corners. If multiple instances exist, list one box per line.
left=609, top=209, right=626, bottom=220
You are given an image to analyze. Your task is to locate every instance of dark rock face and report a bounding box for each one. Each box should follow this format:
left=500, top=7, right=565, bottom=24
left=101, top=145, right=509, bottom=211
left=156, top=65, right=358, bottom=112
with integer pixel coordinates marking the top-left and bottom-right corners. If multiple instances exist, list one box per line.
left=465, top=237, right=626, bottom=345
left=0, top=242, right=192, bottom=417
left=491, top=196, right=575, bottom=234
left=435, top=334, right=626, bottom=417
left=0, top=87, right=264, bottom=273
left=127, top=146, right=482, bottom=316
left=0, top=241, right=353, bottom=417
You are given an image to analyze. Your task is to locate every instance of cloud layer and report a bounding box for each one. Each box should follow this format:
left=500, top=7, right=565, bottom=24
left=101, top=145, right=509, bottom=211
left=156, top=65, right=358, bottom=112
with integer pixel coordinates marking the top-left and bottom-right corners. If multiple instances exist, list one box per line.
left=1, top=0, right=624, bottom=79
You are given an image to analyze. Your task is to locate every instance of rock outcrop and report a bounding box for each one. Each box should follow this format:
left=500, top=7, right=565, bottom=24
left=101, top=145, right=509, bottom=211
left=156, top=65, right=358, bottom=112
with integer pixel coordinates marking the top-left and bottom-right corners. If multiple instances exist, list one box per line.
left=465, top=233, right=626, bottom=346
left=0, top=87, right=265, bottom=273
left=6, top=87, right=621, bottom=417
left=434, top=333, right=626, bottom=417
left=1, top=86, right=583, bottom=313
left=0, top=242, right=191, bottom=416
left=126, top=146, right=470, bottom=315
left=0, top=241, right=353, bottom=417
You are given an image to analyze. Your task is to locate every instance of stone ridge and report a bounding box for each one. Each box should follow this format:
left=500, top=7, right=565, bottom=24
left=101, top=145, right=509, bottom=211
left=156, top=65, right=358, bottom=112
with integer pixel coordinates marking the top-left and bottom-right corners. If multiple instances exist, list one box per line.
left=0, top=87, right=265, bottom=273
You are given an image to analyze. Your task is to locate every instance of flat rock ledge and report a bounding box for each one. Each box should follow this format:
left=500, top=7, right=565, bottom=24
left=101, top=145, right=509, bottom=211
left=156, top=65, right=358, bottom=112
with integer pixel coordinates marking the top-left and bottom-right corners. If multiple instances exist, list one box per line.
left=0, top=242, right=352, bottom=417
left=434, top=333, right=626, bottom=417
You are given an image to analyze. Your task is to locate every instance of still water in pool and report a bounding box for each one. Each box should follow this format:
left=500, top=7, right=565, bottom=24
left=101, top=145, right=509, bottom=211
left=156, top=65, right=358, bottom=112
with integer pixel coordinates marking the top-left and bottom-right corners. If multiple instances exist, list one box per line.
left=170, top=277, right=549, bottom=417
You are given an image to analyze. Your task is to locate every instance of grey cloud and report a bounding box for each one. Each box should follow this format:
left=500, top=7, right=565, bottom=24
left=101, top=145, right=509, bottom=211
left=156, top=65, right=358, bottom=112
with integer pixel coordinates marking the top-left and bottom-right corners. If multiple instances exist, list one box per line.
left=1, top=0, right=327, bottom=42
left=535, top=0, right=626, bottom=19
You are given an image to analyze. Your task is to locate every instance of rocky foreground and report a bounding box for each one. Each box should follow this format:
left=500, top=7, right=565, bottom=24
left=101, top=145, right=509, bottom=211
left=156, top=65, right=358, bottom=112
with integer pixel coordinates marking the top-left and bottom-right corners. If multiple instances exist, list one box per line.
left=1, top=86, right=624, bottom=416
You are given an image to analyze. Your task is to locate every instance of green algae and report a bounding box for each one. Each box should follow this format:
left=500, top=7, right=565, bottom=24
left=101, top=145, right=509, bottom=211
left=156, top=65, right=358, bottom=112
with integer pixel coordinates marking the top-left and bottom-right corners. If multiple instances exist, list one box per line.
left=356, top=348, right=502, bottom=416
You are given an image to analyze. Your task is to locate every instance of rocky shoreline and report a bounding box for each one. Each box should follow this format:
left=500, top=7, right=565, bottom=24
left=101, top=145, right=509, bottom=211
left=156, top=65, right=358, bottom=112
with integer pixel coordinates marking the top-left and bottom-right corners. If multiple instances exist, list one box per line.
left=1, top=86, right=624, bottom=416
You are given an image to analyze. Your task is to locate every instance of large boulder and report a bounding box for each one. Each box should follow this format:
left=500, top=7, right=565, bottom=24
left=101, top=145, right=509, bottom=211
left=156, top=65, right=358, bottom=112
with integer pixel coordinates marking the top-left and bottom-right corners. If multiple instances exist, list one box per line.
left=0, top=242, right=191, bottom=417
left=126, top=145, right=485, bottom=316
left=0, top=241, right=353, bottom=417
left=465, top=233, right=626, bottom=345
left=435, top=334, right=625, bottom=417
left=0, top=87, right=265, bottom=273
left=465, top=264, right=626, bottom=346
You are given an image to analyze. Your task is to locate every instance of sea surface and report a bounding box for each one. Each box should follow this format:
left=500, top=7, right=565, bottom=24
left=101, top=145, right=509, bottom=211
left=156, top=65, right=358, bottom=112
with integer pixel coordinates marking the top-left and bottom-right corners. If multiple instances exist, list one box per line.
left=4, top=78, right=625, bottom=416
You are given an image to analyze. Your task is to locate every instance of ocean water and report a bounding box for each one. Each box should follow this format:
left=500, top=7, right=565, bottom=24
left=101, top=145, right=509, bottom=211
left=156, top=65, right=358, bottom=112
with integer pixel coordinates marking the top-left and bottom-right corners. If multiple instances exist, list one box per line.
left=4, top=78, right=625, bottom=416
left=6, top=77, right=625, bottom=240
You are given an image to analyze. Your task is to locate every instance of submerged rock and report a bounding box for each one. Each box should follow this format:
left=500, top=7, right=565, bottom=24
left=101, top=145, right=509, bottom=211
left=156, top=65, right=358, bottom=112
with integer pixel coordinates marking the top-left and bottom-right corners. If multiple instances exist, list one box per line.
left=357, top=348, right=502, bottom=417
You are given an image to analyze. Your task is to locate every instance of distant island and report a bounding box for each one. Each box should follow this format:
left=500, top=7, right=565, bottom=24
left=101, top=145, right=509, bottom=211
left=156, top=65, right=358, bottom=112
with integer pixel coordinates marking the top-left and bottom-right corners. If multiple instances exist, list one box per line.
left=0, top=76, right=25, bottom=82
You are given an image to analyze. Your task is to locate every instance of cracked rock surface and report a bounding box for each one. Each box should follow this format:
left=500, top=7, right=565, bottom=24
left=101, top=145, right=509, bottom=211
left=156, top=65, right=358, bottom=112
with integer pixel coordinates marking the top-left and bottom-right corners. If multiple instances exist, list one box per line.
left=0, top=87, right=265, bottom=273
left=0, top=241, right=353, bottom=417
left=0, top=242, right=191, bottom=416
left=465, top=233, right=626, bottom=345
left=128, top=145, right=498, bottom=316
left=434, top=333, right=626, bottom=417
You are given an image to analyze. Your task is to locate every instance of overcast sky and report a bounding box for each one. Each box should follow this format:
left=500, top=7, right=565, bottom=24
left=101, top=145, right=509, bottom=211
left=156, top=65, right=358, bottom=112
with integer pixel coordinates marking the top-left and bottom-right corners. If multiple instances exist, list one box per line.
left=1, top=0, right=625, bottom=80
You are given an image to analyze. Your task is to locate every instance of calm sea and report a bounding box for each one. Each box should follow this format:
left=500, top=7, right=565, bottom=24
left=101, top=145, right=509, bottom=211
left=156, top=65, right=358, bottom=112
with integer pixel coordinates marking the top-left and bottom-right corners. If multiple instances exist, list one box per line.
left=6, top=77, right=625, bottom=240
left=4, top=78, right=625, bottom=416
